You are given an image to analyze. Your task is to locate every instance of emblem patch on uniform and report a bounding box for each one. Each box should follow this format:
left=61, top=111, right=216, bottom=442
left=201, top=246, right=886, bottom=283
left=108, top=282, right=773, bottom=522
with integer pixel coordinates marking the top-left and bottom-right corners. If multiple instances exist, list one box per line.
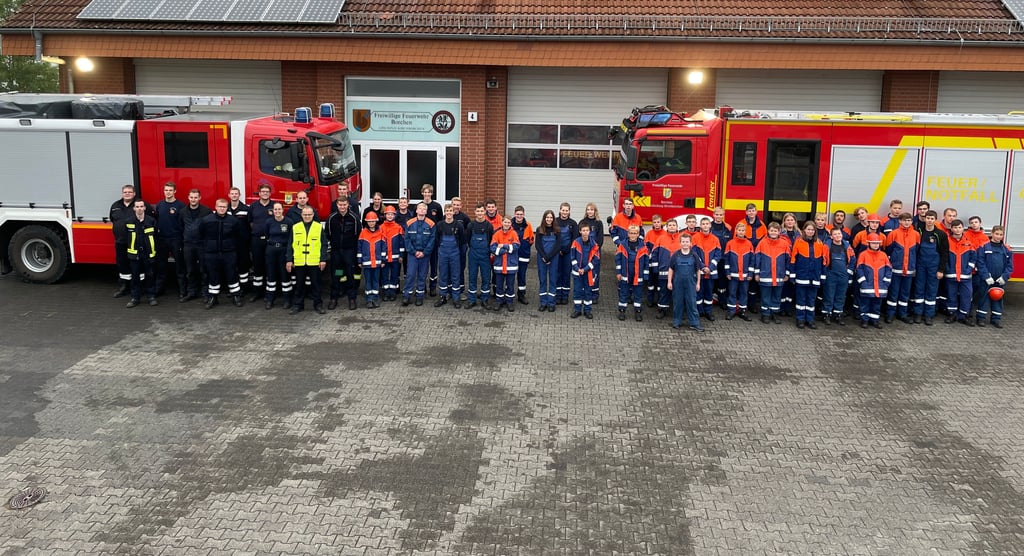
left=432, top=110, right=455, bottom=134
left=280, top=224, right=288, bottom=232
left=352, top=109, right=371, bottom=132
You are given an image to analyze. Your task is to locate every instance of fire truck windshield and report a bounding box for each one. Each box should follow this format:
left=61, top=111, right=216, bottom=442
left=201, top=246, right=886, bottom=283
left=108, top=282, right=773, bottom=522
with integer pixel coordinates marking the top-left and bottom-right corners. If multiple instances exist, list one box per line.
left=313, top=130, right=358, bottom=186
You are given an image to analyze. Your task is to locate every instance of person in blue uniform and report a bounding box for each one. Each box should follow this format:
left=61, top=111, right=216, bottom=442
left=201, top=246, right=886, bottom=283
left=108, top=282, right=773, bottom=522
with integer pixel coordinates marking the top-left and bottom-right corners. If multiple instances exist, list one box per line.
left=325, top=197, right=361, bottom=310
left=248, top=182, right=275, bottom=302
left=570, top=222, right=600, bottom=319
left=668, top=233, right=704, bottom=332
left=154, top=181, right=185, bottom=298
left=465, top=203, right=495, bottom=309
left=554, top=202, right=579, bottom=305
left=535, top=210, right=560, bottom=312
left=615, top=225, right=650, bottom=322
left=197, top=198, right=245, bottom=309
left=122, top=199, right=159, bottom=308
left=420, top=184, right=443, bottom=296
left=262, top=203, right=293, bottom=310
left=976, top=225, right=1012, bottom=328
left=435, top=204, right=466, bottom=308
left=403, top=202, right=436, bottom=306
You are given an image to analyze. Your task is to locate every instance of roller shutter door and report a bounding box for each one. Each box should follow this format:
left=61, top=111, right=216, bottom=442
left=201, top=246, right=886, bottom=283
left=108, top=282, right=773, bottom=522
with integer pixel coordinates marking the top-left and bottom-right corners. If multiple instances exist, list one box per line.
left=134, top=59, right=282, bottom=114
left=937, top=72, right=1024, bottom=114
left=506, top=67, right=667, bottom=224
left=716, top=69, right=883, bottom=112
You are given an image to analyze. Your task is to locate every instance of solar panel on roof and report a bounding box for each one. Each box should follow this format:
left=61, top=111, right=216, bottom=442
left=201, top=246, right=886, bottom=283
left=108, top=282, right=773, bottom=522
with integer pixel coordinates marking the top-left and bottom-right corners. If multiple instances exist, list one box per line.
left=1002, top=0, right=1024, bottom=24
left=79, top=0, right=342, bottom=23
left=262, top=0, right=310, bottom=23
left=114, top=0, right=166, bottom=20
left=190, top=0, right=235, bottom=21
left=298, top=0, right=344, bottom=23
left=77, top=0, right=128, bottom=19
left=225, top=0, right=269, bottom=21
left=151, top=0, right=198, bottom=20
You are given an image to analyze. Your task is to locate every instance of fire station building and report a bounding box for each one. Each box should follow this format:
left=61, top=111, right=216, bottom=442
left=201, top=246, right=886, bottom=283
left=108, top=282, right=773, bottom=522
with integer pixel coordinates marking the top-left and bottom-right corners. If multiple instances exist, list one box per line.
left=4, top=0, right=1024, bottom=221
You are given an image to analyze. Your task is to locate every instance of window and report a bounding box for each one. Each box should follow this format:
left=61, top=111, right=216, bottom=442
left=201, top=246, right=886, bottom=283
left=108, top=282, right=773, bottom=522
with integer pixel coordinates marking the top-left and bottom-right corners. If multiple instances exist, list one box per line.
left=163, top=132, right=209, bottom=169
left=508, top=124, right=558, bottom=144
left=312, top=130, right=358, bottom=185
left=507, top=123, right=615, bottom=170
left=259, top=140, right=295, bottom=178
left=445, top=146, right=460, bottom=200
left=560, top=125, right=611, bottom=146
left=559, top=149, right=610, bottom=169
left=731, top=142, right=757, bottom=186
left=637, top=140, right=692, bottom=180
left=508, top=148, right=557, bottom=168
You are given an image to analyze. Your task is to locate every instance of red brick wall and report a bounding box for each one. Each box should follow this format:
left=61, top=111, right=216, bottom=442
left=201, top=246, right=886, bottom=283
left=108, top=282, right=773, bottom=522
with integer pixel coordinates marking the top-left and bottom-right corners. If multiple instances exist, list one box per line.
left=668, top=68, right=717, bottom=115
left=61, top=57, right=135, bottom=94
left=881, top=70, right=939, bottom=112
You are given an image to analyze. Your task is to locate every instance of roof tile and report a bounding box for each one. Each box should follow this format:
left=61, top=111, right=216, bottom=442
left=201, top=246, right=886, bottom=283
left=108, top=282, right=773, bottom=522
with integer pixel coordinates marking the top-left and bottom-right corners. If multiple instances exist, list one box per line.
left=1, top=0, right=1021, bottom=42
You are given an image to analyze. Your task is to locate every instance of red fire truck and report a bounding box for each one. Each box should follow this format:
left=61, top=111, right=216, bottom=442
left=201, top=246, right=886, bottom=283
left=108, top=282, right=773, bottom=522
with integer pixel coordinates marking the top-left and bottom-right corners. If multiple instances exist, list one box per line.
left=0, top=94, right=359, bottom=283
left=612, top=105, right=1024, bottom=280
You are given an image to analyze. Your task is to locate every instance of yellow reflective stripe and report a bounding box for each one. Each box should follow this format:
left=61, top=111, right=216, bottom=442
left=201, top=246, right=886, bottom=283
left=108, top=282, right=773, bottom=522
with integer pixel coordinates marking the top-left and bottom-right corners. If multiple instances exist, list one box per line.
left=767, top=200, right=813, bottom=213
left=127, top=230, right=137, bottom=254
left=994, top=138, right=1023, bottom=150
left=723, top=199, right=762, bottom=211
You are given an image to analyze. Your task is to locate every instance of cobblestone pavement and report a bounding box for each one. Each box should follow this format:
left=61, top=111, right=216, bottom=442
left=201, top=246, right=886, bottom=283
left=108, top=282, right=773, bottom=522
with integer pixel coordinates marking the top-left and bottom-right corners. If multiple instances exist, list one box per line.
left=1, top=261, right=1023, bottom=555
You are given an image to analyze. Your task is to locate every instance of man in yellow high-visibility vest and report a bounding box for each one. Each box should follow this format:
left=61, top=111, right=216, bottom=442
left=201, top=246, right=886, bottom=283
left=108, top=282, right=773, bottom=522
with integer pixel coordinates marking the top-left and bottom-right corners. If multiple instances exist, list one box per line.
left=286, top=206, right=328, bottom=315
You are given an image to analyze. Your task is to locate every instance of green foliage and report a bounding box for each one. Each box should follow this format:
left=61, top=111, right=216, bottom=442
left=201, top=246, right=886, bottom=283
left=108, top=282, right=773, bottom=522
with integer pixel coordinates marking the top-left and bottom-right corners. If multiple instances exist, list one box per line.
left=1, top=0, right=61, bottom=92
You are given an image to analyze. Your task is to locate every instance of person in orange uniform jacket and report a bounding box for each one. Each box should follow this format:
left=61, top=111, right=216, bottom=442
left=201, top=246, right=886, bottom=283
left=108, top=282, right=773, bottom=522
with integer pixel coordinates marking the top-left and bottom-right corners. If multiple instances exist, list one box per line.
left=855, top=234, right=892, bottom=328
left=645, top=214, right=668, bottom=308
left=610, top=197, right=644, bottom=247
left=723, top=221, right=755, bottom=321
left=511, top=206, right=535, bottom=305
left=944, top=219, right=977, bottom=325
left=964, top=215, right=989, bottom=312
left=570, top=222, right=601, bottom=319
left=789, top=221, right=828, bottom=329
left=379, top=206, right=405, bottom=301
left=882, top=213, right=920, bottom=323
left=692, top=217, right=723, bottom=321
left=490, top=215, right=521, bottom=312
left=753, top=222, right=790, bottom=324
left=357, top=211, right=387, bottom=308
left=615, top=225, right=650, bottom=322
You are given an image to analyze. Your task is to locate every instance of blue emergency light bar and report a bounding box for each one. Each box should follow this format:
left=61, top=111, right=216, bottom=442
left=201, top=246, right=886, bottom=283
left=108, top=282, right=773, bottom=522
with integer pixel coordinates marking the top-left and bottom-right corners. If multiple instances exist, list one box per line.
left=319, top=103, right=335, bottom=118
left=295, top=107, right=313, bottom=124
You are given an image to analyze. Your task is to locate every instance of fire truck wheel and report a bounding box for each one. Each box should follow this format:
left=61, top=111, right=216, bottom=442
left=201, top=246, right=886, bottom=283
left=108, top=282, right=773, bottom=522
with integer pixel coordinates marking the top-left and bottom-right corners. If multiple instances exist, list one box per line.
left=9, top=225, right=69, bottom=284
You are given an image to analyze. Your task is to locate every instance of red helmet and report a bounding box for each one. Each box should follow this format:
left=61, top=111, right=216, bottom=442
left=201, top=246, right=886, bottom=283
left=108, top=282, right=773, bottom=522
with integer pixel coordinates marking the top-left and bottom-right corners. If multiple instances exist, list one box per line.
left=365, top=211, right=379, bottom=222
left=989, top=286, right=1005, bottom=301
left=866, top=233, right=882, bottom=244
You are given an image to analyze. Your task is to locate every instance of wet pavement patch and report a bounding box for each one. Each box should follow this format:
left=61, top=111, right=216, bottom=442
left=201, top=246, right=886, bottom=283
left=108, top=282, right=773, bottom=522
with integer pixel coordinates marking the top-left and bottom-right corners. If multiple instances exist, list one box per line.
left=310, top=429, right=488, bottom=551
left=448, top=382, right=531, bottom=424
left=154, top=378, right=254, bottom=415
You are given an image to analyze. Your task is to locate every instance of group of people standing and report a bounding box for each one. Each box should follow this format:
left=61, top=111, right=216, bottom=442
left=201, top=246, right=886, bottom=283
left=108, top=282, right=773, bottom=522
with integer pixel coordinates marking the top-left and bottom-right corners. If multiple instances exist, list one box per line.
left=109, top=182, right=1012, bottom=331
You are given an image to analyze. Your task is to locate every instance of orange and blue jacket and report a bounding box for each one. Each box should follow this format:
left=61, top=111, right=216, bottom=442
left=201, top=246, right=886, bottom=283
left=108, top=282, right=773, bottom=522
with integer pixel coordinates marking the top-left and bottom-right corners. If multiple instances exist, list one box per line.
left=490, top=228, right=520, bottom=273
left=610, top=211, right=643, bottom=246
left=692, top=231, right=723, bottom=278
left=883, top=226, right=920, bottom=276
left=753, top=236, right=790, bottom=286
left=744, top=216, right=768, bottom=247
left=357, top=227, right=387, bottom=268
left=855, top=248, right=892, bottom=298
left=511, top=218, right=535, bottom=264
left=649, top=234, right=675, bottom=280
left=946, top=234, right=977, bottom=282
left=571, top=237, right=601, bottom=286
left=380, top=220, right=405, bottom=262
left=723, top=237, right=755, bottom=280
left=789, top=237, right=828, bottom=286
left=851, top=226, right=882, bottom=254
left=615, top=240, right=650, bottom=285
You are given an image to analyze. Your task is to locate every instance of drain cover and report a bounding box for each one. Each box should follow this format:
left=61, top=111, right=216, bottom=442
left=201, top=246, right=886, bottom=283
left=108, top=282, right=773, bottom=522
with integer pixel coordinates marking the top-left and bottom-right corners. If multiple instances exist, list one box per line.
left=8, top=487, right=46, bottom=510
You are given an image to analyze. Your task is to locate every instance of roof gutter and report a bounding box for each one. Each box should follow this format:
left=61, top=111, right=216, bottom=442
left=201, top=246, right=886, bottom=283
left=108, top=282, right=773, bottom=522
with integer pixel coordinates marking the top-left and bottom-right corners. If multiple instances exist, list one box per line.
left=6, top=27, right=1024, bottom=47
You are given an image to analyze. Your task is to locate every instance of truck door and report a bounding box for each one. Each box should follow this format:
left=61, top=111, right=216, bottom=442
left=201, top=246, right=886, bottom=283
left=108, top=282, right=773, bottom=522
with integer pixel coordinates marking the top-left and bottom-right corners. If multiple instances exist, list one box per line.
left=764, top=140, right=820, bottom=223
left=637, top=136, right=705, bottom=215
left=137, top=121, right=230, bottom=203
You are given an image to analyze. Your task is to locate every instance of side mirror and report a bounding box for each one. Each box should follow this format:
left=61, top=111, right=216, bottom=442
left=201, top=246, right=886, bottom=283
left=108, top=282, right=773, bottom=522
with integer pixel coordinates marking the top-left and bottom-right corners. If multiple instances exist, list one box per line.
left=624, top=182, right=643, bottom=194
